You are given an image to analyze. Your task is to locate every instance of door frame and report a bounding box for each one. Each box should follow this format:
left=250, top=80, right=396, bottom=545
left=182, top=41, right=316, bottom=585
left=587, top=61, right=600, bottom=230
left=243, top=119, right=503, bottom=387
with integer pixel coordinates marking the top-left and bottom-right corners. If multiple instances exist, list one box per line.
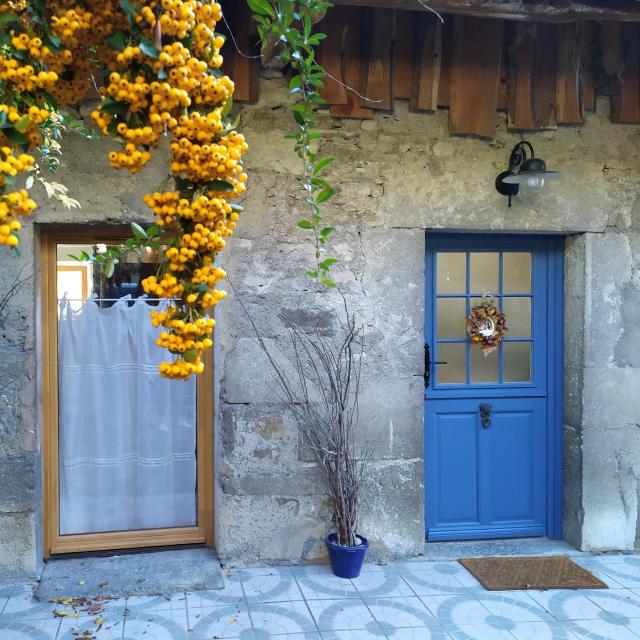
left=424, top=232, right=564, bottom=540
left=39, top=226, right=215, bottom=557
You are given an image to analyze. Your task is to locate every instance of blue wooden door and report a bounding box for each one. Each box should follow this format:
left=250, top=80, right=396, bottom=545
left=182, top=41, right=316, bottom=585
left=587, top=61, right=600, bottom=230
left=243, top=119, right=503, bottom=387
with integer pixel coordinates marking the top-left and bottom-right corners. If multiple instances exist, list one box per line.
left=425, top=234, right=563, bottom=541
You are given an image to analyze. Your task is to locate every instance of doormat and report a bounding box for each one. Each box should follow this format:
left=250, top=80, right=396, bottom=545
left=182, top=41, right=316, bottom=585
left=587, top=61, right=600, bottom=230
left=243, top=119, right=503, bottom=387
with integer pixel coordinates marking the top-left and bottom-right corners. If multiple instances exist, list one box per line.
left=34, top=548, right=224, bottom=601
left=459, top=555, right=608, bottom=591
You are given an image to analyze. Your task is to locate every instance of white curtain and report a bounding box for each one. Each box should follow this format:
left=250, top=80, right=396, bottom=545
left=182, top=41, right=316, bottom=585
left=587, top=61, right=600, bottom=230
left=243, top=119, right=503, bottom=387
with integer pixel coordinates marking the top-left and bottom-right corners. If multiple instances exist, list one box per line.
left=58, top=298, right=197, bottom=535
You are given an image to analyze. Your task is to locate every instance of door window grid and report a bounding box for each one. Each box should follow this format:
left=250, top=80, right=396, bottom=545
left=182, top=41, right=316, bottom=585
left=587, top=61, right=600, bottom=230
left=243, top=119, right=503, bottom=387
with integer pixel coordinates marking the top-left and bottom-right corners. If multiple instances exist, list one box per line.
left=435, top=251, right=533, bottom=385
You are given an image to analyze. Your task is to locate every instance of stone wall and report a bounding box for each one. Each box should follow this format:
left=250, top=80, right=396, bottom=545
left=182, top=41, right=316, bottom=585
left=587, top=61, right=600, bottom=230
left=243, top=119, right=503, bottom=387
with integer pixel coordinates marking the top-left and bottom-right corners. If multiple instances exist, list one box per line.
left=1, top=75, right=639, bottom=576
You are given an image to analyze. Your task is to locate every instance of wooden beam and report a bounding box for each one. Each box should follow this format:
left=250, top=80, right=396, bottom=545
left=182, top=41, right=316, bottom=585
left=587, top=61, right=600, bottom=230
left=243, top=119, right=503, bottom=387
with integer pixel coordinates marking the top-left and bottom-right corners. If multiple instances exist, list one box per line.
left=611, top=23, right=640, bottom=123
left=437, top=16, right=454, bottom=107
left=556, top=22, right=584, bottom=124
left=595, top=22, right=624, bottom=96
left=409, top=13, right=442, bottom=112
left=360, top=8, right=393, bottom=109
left=393, top=10, right=415, bottom=99
left=507, top=23, right=558, bottom=130
left=224, top=0, right=259, bottom=103
left=317, top=10, right=349, bottom=105
left=582, top=21, right=597, bottom=110
left=332, top=0, right=640, bottom=23
left=449, top=15, right=503, bottom=137
left=329, top=7, right=374, bottom=118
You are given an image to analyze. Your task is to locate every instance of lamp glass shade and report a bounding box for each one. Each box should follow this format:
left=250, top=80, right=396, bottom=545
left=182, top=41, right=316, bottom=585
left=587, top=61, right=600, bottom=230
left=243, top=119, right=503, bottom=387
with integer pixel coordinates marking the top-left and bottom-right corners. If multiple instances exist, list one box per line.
left=502, top=170, right=560, bottom=186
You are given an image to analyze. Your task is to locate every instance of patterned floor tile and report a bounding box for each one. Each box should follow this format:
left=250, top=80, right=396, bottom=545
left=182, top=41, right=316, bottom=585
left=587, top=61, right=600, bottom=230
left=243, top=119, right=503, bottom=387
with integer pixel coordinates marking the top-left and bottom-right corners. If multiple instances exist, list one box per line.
left=187, top=576, right=245, bottom=607
left=593, top=559, right=640, bottom=588
left=528, top=590, right=606, bottom=620
left=399, top=564, right=470, bottom=596
left=381, top=626, right=450, bottom=639
left=321, top=631, right=386, bottom=640
left=249, top=601, right=318, bottom=635
left=0, top=618, right=61, bottom=640
left=295, top=575, right=359, bottom=600
left=563, top=615, right=640, bottom=640
left=123, top=609, right=190, bottom=639
left=125, top=592, right=188, bottom=613
left=58, top=614, right=124, bottom=639
left=351, top=569, right=416, bottom=598
left=188, top=604, right=252, bottom=639
left=506, top=620, right=577, bottom=640
left=241, top=570, right=304, bottom=603
left=0, top=583, right=15, bottom=615
left=583, top=588, right=640, bottom=619
left=2, top=585, right=62, bottom=621
left=421, top=595, right=492, bottom=626
left=364, top=596, right=436, bottom=629
left=444, top=622, right=515, bottom=640
left=306, top=599, right=382, bottom=633
left=477, top=591, right=554, bottom=623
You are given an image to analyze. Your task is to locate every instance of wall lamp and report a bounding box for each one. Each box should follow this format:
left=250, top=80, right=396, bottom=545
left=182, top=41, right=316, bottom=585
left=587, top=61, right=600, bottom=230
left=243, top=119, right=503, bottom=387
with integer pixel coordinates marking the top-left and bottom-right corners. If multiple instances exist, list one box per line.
left=495, top=141, right=560, bottom=207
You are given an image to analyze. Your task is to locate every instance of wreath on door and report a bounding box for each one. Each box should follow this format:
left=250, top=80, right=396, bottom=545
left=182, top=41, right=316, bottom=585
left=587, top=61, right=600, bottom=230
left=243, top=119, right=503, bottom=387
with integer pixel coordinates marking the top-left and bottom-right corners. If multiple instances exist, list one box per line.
left=466, top=296, right=507, bottom=355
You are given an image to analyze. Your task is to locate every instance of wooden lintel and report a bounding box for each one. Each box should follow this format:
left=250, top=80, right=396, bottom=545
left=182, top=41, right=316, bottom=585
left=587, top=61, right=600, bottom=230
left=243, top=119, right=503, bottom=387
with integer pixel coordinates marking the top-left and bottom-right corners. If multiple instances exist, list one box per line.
left=360, top=8, right=393, bottom=110
left=331, top=0, right=640, bottom=23
left=556, top=22, right=584, bottom=124
left=611, top=23, right=640, bottom=123
left=409, top=12, right=442, bottom=112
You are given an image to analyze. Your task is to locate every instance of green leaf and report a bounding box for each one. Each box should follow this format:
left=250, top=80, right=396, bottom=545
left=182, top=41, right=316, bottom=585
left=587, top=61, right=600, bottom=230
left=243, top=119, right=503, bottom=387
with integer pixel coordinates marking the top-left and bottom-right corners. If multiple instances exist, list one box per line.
left=320, top=278, right=337, bottom=287
left=104, top=259, right=116, bottom=279
left=3, top=128, right=28, bottom=147
left=79, top=251, right=91, bottom=260
left=106, top=31, right=126, bottom=52
left=306, top=269, right=319, bottom=278
left=320, top=226, right=334, bottom=236
left=297, top=219, right=314, bottom=230
left=0, top=111, right=6, bottom=128
left=289, top=74, right=302, bottom=90
left=131, top=222, right=147, bottom=239
left=0, top=13, right=19, bottom=28
left=319, top=258, right=337, bottom=269
left=101, top=99, right=128, bottom=116
left=222, top=94, right=233, bottom=117
left=157, top=67, right=168, bottom=80
left=246, top=0, right=275, bottom=18
left=316, top=186, right=334, bottom=203
left=206, top=179, right=234, bottom=192
left=184, top=348, right=198, bottom=362
left=139, top=40, right=159, bottom=59
left=312, top=156, right=335, bottom=176
left=230, top=203, right=244, bottom=212
left=14, top=115, right=30, bottom=133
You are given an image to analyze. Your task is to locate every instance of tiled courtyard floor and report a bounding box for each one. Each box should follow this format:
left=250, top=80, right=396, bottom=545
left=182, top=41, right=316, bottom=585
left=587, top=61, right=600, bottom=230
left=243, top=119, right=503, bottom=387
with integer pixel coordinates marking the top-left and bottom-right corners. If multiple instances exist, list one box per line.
left=3, top=554, right=640, bottom=639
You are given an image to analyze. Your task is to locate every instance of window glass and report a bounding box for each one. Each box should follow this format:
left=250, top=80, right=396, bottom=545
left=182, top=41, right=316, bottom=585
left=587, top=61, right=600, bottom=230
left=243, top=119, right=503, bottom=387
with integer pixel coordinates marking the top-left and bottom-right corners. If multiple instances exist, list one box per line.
left=437, top=252, right=466, bottom=294
left=437, top=343, right=466, bottom=384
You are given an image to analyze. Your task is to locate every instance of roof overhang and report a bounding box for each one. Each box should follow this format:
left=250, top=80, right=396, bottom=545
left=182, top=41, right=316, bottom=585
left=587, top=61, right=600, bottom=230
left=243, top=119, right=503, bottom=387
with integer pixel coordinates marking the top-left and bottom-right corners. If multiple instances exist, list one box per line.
left=331, top=0, right=640, bottom=22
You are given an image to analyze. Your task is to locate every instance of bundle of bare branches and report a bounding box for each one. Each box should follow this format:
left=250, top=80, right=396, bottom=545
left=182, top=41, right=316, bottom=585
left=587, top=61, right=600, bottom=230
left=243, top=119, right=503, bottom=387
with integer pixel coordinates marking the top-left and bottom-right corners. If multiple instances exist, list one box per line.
left=239, top=290, right=368, bottom=548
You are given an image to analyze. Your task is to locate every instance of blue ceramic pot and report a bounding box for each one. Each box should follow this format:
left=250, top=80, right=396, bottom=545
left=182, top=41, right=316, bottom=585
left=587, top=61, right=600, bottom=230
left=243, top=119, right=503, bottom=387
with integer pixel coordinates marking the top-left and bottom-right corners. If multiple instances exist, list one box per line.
left=325, top=533, right=369, bottom=578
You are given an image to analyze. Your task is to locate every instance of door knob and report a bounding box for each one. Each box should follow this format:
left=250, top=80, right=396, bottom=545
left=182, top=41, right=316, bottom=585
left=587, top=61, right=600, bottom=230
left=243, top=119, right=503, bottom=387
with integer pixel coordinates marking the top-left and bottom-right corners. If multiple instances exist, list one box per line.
left=479, top=403, right=492, bottom=428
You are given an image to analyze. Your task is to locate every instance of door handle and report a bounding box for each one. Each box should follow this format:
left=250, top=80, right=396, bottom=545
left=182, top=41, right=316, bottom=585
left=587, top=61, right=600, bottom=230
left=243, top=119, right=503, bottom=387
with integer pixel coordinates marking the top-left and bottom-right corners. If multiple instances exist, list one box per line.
left=424, top=343, right=447, bottom=388
left=479, top=403, right=492, bottom=428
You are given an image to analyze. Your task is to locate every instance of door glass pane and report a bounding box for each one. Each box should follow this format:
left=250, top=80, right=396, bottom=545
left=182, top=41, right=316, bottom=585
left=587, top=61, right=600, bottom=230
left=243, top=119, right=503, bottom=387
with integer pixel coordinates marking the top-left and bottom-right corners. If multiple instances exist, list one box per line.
left=437, top=298, right=467, bottom=338
left=56, top=243, right=197, bottom=535
left=436, top=343, right=466, bottom=384
left=503, top=252, right=531, bottom=293
left=470, top=252, right=498, bottom=294
left=437, top=252, right=466, bottom=294
left=470, top=346, right=499, bottom=383
left=503, top=297, right=531, bottom=338
left=503, top=342, right=532, bottom=382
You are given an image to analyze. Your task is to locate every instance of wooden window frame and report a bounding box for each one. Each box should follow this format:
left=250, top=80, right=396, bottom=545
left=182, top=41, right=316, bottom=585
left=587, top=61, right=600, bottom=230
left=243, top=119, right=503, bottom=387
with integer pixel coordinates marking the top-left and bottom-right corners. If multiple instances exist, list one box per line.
left=40, top=227, right=214, bottom=557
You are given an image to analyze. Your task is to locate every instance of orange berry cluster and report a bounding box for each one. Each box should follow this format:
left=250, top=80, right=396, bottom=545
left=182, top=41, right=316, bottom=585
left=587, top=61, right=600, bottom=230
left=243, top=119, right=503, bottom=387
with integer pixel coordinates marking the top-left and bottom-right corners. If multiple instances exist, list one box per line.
left=91, top=0, right=247, bottom=378
left=0, top=0, right=125, bottom=246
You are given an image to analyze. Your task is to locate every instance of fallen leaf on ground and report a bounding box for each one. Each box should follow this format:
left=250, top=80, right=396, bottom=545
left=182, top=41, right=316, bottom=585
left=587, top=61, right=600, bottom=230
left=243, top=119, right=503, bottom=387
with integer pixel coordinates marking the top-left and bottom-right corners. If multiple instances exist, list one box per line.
left=78, top=579, right=86, bottom=585
left=226, top=569, right=233, bottom=577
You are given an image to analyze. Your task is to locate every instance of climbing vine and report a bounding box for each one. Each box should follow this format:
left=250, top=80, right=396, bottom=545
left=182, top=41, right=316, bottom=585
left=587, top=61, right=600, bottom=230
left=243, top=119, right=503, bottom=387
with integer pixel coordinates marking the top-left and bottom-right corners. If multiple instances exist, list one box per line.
left=249, top=0, right=337, bottom=286
left=0, top=0, right=246, bottom=379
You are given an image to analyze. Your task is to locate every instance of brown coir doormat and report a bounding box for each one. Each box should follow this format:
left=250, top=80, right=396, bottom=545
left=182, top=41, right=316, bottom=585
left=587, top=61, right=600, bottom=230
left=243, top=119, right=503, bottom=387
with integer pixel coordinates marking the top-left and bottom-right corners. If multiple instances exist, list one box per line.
left=459, top=556, right=608, bottom=591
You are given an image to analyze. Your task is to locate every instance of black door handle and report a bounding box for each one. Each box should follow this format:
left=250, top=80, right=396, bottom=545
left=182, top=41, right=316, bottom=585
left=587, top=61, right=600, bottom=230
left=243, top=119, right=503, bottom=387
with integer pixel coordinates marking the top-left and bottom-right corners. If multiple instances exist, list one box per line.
left=480, top=403, right=492, bottom=428
left=424, top=343, right=447, bottom=387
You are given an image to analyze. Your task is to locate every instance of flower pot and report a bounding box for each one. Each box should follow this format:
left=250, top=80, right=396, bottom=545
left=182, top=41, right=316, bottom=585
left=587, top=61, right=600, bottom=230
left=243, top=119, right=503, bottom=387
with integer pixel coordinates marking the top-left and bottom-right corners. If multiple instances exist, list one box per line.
left=325, top=533, right=369, bottom=579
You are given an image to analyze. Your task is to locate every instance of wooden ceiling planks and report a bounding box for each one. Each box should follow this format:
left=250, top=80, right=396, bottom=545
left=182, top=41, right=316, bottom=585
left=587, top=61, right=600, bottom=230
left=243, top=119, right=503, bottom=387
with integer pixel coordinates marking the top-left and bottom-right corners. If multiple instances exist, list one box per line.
left=409, top=13, right=442, bottom=112
left=360, top=8, right=393, bottom=110
left=224, top=5, right=640, bottom=135
left=611, top=23, right=640, bottom=122
left=556, top=23, right=584, bottom=124
left=507, top=23, right=558, bottom=130
left=449, top=15, right=504, bottom=137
